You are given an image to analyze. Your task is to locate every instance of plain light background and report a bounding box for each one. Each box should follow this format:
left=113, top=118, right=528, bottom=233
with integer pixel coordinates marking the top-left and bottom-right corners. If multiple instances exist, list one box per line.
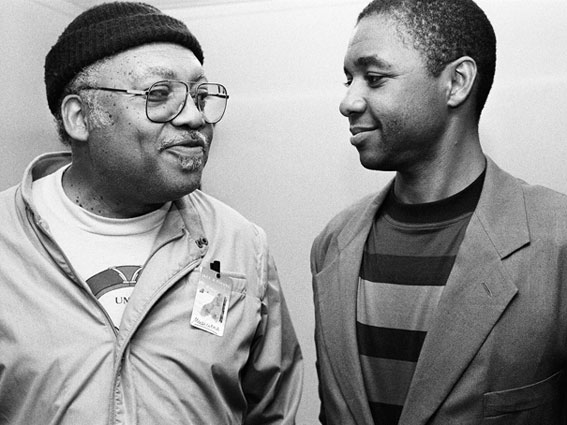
left=2, top=0, right=567, bottom=423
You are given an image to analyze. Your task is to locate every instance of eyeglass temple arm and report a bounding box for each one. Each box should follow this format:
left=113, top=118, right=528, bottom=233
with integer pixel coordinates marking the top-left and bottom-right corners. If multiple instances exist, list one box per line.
left=83, top=87, right=147, bottom=96
left=104, top=88, right=146, bottom=96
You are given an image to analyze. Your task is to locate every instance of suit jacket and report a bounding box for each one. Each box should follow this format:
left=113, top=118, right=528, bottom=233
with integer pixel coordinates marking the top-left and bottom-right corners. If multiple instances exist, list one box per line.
left=311, top=157, right=567, bottom=425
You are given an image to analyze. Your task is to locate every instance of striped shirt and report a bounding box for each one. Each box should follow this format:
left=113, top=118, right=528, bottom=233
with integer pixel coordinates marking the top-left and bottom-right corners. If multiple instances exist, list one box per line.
left=357, top=171, right=485, bottom=424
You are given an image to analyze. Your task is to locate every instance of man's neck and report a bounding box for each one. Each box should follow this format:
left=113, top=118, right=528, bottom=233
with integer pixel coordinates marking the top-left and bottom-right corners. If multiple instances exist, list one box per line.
left=393, top=137, right=486, bottom=205
left=62, top=164, right=166, bottom=219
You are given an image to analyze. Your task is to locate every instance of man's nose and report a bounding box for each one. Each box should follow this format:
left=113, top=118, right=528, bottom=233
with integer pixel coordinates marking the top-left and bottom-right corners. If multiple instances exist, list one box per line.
left=170, top=97, right=206, bottom=128
left=339, top=82, right=367, bottom=117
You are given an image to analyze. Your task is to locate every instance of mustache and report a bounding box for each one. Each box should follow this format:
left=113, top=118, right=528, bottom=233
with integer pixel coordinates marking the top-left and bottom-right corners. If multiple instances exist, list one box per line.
left=159, top=131, right=209, bottom=151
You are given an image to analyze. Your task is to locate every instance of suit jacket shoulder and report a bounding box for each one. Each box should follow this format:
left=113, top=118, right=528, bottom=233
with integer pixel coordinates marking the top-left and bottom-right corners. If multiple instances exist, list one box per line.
left=522, top=181, right=567, bottom=231
left=311, top=186, right=391, bottom=275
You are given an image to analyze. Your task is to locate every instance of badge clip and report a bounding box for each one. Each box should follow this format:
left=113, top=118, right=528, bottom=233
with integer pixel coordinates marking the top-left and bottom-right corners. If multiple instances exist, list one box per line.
left=210, top=260, right=221, bottom=278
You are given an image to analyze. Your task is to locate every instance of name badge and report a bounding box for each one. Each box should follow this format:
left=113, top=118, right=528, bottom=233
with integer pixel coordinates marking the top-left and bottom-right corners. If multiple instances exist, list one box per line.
left=190, top=266, right=232, bottom=336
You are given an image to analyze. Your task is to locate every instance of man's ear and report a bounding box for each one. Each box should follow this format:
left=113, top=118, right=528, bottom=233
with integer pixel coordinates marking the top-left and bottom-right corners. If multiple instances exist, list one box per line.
left=446, top=56, right=477, bottom=109
left=61, top=94, right=89, bottom=142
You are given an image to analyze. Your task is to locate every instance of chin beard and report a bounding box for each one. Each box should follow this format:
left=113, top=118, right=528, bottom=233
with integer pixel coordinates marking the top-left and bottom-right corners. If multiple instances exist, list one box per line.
left=177, top=154, right=205, bottom=171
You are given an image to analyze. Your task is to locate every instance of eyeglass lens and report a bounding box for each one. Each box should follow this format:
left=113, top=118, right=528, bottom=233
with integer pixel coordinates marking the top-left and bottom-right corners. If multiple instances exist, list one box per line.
left=146, top=81, right=228, bottom=124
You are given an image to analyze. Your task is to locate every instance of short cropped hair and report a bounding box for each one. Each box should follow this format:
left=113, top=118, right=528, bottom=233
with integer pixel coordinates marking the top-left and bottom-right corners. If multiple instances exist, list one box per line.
left=358, top=0, right=496, bottom=120
left=54, top=58, right=112, bottom=146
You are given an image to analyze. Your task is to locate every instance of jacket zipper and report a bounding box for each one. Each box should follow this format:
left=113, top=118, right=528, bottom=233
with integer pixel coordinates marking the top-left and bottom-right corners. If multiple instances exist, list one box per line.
left=109, top=256, right=202, bottom=424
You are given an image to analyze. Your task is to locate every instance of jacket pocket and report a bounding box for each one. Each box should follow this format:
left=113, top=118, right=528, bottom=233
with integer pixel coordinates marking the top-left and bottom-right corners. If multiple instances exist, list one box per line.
left=483, top=369, right=564, bottom=418
left=221, top=271, right=247, bottom=295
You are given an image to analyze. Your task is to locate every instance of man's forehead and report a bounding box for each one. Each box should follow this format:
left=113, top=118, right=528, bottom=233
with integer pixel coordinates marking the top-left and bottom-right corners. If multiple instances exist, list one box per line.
left=344, top=30, right=395, bottom=72
left=134, top=65, right=206, bottom=81
left=100, top=44, right=206, bottom=82
left=349, top=13, right=410, bottom=46
left=346, top=55, right=393, bottom=70
left=344, top=14, right=417, bottom=70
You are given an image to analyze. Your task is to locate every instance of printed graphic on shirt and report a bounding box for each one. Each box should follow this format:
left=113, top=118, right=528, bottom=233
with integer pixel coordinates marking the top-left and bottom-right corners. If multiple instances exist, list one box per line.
left=86, top=265, right=142, bottom=329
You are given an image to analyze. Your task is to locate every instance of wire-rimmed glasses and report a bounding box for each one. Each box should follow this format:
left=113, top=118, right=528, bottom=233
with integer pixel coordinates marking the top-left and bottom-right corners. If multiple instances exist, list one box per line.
left=79, top=80, right=229, bottom=124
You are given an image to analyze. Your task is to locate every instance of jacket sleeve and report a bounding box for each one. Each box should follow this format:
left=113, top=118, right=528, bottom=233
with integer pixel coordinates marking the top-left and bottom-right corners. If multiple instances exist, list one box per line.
left=311, top=232, right=329, bottom=425
left=311, top=227, right=355, bottom=425
left=241, top=235, right=303, bottom=425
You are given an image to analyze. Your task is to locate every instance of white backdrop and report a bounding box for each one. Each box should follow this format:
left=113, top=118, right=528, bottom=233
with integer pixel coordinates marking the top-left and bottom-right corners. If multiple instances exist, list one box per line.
left=2, top=1, right=567, bottom=423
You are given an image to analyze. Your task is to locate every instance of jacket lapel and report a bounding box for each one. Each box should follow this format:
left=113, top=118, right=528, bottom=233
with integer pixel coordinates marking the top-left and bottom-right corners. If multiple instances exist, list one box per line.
left=315, top=184, right=391, bottom=424
left=400, top=158, right=530, bottom=424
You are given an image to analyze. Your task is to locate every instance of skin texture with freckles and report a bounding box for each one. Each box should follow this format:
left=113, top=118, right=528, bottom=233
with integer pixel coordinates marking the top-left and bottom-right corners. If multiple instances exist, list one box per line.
left=63, top=43, right=213, bottom=218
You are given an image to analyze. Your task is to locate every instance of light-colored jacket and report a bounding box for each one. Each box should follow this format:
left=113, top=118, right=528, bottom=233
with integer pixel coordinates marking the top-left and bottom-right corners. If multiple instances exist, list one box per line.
left=311, top=157, right=567, bottom=425
left=0, top=152, right=303, bottom=425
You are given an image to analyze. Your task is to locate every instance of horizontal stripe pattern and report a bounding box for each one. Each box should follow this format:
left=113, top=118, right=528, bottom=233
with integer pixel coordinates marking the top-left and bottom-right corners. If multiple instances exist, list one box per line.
left=357, top=173, right=484, bottom=424
left=369, top=401, right=403, bottom=425
left=357, top=279, right=444, bottom=331
left=385, top=170, right=485, bottom=224
left=366, top=213, right=472, bottom=255
left=357, top=322, right=426, bottom=362
left=360, top=355, right=417, bottom=406
left=360, top=254, right=456, bottom=286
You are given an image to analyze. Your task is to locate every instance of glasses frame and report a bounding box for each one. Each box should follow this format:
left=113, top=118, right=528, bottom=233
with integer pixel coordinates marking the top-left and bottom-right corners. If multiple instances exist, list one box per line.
left=78, top=80, right=229, bottom=124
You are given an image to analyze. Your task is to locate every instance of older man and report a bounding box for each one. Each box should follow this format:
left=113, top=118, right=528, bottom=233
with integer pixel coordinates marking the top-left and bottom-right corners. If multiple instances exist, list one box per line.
left=0, top=2, right=302, bottom=424
left=311, top=0, right=567, bottom=424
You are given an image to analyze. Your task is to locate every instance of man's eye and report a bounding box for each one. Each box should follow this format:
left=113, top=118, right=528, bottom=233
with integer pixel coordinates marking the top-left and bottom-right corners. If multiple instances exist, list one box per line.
left=366, top=75, right=385, bottom=87
left=195, top=91, right=209, bottom=107
left=147, top=85, right=171, bottom=102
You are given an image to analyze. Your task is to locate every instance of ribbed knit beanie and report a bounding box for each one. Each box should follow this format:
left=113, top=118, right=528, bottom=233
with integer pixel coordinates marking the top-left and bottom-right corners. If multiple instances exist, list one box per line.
left=44, top=1, right=204, bottom=115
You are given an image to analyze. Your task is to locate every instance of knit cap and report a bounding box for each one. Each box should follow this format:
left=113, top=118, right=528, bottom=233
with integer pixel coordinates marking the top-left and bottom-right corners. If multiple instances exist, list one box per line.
left=44, top=1, right=204, bottom=115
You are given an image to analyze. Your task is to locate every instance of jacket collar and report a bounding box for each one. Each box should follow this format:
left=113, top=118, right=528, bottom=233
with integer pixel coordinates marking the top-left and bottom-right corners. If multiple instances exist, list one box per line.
left=20, top=152, right=72, bottom=215
left=470, top=157, right=530, bottom=259
left=336, top=182, right=392, bottom=251
left=317, top=157, right=529, bottom=424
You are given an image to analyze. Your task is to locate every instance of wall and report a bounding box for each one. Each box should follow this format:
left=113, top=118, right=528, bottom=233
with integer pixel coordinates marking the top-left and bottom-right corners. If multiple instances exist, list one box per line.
left=479, top=1, right=567, bottom=189
left=0, top=0, right=80, bottom=188
left=2, top=1, right=567, bottom=424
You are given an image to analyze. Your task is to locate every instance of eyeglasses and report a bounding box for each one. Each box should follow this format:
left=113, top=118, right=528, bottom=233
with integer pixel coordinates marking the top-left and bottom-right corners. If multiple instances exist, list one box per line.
left=79, top=80, right=229, bottom=124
